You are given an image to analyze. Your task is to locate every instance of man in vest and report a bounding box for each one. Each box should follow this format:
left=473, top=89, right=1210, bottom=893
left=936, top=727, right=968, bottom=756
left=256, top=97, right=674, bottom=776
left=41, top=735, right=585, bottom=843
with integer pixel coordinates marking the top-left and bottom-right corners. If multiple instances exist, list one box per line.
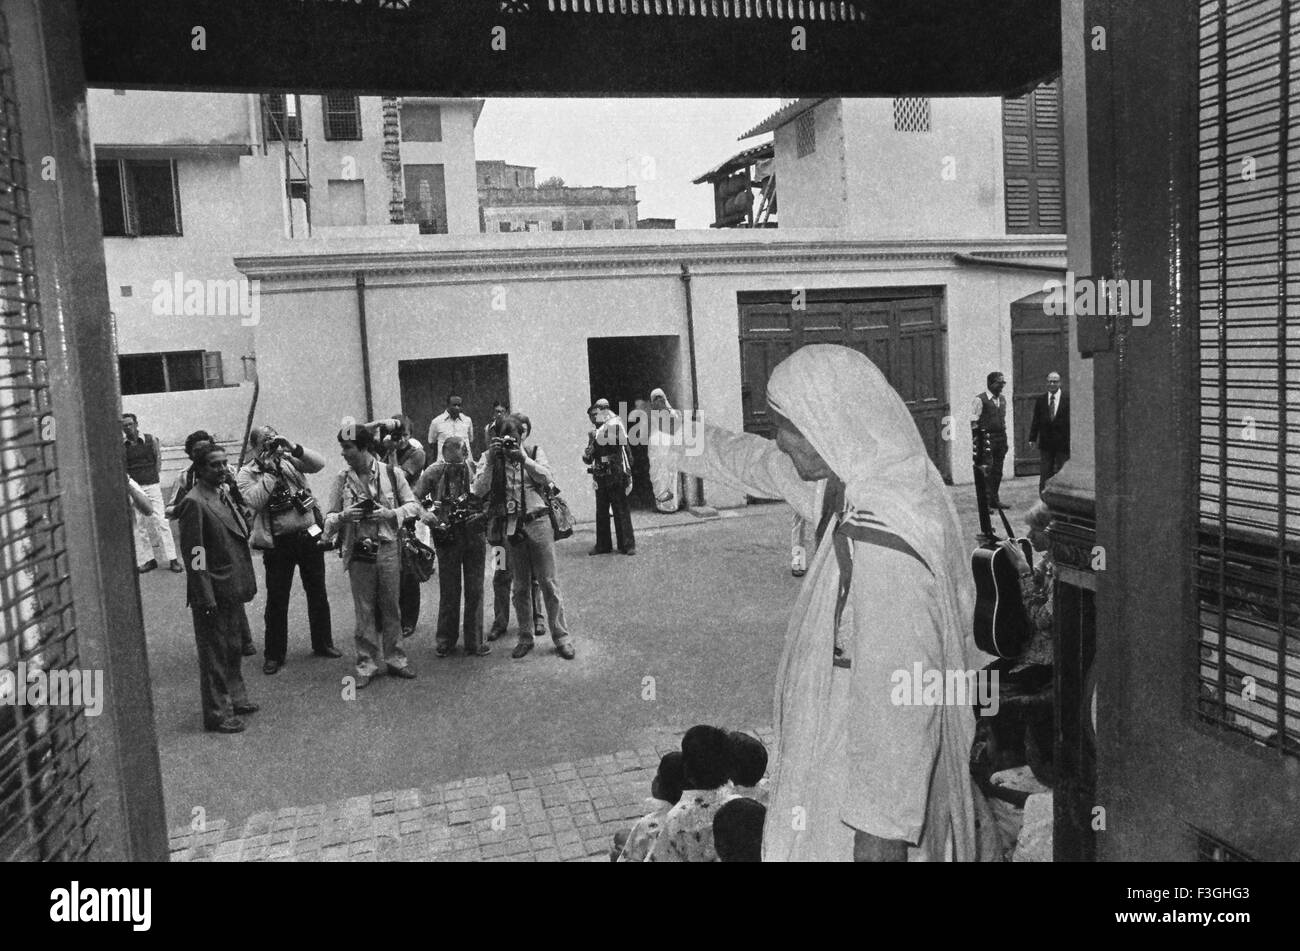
left=970, top=371, right=1010, bottom=510
left=123, top=412, right=183, bottom=573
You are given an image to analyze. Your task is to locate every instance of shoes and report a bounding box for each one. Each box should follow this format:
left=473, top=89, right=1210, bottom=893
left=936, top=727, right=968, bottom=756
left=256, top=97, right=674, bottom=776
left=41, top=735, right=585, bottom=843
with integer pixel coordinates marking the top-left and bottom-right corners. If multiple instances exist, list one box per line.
left=241, top=642, right=258, bottom=657
left=262, top=659, right=282, bottom=675
left=471, top=644, right=492, bottom=657
left=233, top=702, right=259, bottom=715
left=402, top=626, right=415, bottom=639
left=169, top=559, right=185, bottom=573
left=387, top=665, right=416, bottom=680
left=487, top=627, right=505, bottom=642
left=137, top=559, right=158, bottom=575
left=533, top=628, right=548, bottom=640
left=588, top=546, right=612, bottom=556
left=313, top=646, right=343, bottom=659
left=620, top=547, right=637, bottom=556
left=511, top=641, right=534, bottom=659
left=434, top=644, right=450, bottom=658
left=791, top=545, right=807, bottom=577
left=990, top=501, right=1008, bottom=510
left=556, top=642, right=576, bottom=661
left=204, top=717, right=245, bottom=734
left=791, top=567, right=807, bottom=577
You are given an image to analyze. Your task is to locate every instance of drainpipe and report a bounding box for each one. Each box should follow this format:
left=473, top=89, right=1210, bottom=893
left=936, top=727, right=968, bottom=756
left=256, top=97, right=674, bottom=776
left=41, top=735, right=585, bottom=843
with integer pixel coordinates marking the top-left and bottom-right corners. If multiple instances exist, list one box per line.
left=355, top=272, right=374, bottom=421
left=679, top=263, right=703, bottom=506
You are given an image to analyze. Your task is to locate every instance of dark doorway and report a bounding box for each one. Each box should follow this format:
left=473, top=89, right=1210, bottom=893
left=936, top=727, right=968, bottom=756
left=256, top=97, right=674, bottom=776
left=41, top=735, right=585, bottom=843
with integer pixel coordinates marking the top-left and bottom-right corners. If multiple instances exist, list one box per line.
left=1010, top=291, right=1069, bottom=477
left=586, top=335, right=681, bottom=508
left=398, top=354, right=509, bottom=460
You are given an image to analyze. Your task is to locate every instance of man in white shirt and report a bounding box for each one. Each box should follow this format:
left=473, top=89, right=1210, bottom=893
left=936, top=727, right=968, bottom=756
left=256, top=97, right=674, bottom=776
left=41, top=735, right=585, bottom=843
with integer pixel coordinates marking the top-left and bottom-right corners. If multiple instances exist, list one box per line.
left=427, top=394, right=474, bottom=461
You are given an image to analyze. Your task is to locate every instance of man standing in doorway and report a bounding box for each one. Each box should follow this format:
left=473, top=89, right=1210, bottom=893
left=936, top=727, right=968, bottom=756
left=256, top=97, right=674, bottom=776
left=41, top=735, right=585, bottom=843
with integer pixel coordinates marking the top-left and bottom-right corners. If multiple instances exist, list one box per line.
left=584, top=398, right=636, bottom=555
left=1027, top=372, right=1070, bottom=494
left=123, top=412, right=183, bottom=574
left=970, top=371, right=1010, bottom=510
left=428, top=393, right=474, bottom=462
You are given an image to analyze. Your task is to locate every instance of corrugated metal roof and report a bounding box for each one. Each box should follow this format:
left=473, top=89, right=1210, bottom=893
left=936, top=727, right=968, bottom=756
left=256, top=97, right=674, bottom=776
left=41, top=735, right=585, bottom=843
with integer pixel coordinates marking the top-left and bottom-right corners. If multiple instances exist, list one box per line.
left=692, top=141, right=774, bottom=184
left=739, top=98, right=827, bottom=139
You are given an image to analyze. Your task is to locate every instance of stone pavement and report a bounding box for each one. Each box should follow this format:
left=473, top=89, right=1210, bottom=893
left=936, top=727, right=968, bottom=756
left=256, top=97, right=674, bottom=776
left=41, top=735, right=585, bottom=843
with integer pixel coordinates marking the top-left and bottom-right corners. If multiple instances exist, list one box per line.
left=168, top=726, right=776, bottom=862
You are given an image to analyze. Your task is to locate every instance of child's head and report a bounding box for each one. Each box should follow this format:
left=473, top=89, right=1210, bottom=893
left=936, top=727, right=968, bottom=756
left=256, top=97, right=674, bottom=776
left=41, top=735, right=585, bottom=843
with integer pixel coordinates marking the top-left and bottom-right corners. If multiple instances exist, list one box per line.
left=713, top=798, right=765, bottom=862
left=727, top=731, right=768, bottom=787
left=681, top=724, right=732, bottom=790
left=650, top=751, right=685, bottom=805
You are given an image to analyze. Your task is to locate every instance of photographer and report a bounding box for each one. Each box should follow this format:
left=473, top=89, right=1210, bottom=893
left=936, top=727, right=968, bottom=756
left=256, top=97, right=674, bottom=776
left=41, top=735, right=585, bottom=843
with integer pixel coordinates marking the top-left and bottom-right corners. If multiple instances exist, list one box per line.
left=238, top=425, right=340, bottom=674
left=368, top=414, right=428, bottom=636
left=413, top=436, right=488, bottom=657
left=583, top=398, right=636, bottom=556
left=472, top=413, right=576, bottom=661
left=323, top=423, right=421, bottom=688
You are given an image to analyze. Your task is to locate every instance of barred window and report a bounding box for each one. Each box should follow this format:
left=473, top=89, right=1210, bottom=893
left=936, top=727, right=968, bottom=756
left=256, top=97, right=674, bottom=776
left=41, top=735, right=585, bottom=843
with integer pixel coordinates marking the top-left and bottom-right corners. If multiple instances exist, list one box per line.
left=322, top=95, right=362, bottom=141
left=795, top=110, right=816, bottom=158
left=262, top=94, right=301, bottom=142
left=893, top=97, right=932, bottom=132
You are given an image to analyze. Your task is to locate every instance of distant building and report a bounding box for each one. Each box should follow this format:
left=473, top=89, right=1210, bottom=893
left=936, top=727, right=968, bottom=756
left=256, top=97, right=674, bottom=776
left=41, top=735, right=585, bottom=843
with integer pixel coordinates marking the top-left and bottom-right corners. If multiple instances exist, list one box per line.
left=476, top=160, right=536, bottom=189
left=638, top=217, right=677, bottom=229
left=479, top=182, right=638, bottom=232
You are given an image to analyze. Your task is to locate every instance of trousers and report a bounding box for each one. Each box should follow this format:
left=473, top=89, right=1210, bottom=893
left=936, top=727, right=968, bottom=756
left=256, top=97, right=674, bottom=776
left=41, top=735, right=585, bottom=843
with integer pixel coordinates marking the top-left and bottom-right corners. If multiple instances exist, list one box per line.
left=261, top=531, right=334, bottom=661
left=510, top=517, right=572, bottom=647
left=346, top=539, right=408, bottom=678
left=434, top=530, right=486, bottom=651
left=595, top=478, right=635, bottom=552
left=491, top=540, right=545, bottom=636
left=192, top=601, right=250, bottom=727
left=134, top=481, right=177, bottom=565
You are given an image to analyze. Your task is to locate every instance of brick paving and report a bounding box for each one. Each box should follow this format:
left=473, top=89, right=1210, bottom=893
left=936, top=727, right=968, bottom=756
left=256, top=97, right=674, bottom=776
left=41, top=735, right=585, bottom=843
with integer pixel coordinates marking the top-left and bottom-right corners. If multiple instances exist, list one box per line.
left=169, top=726, right=776, bottom=862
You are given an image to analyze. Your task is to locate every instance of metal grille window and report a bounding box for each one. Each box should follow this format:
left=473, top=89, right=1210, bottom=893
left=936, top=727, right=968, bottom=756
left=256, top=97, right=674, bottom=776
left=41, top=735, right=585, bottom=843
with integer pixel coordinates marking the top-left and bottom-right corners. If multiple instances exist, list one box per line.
left=262, top=93, right=302, bottom=142
left=0, top=10, right=96, bottom=861
left=893, top=96, right=932, bottom=132
left=794, top=110, right=816, bottom=158
left=1195, top=0, right=1298, bottom=757
left=322, top=95, right=362, bottom=141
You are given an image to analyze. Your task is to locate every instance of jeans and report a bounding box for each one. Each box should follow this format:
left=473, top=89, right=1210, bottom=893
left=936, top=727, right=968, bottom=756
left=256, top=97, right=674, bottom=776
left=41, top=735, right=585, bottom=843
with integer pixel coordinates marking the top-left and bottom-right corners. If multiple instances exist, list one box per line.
left=261, top=531, right=334, bottom=661
left=434, top=530, right=486, bottom=651
left=376, top=571, right=421, bottom=635
left=490, top=540, right=545, bottom=636
left=595, top=478, right=635, bottom=552
left=510, top=518, right=572, bottom=647
left=192, top=602, right=250, bottom=727
left=346, top=538, right=409, bottom=678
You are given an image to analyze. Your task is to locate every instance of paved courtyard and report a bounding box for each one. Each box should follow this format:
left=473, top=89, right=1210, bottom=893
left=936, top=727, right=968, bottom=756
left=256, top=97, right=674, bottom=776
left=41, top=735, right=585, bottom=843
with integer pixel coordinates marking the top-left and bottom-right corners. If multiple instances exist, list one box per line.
left=145, top=477, right=1041, bottom=861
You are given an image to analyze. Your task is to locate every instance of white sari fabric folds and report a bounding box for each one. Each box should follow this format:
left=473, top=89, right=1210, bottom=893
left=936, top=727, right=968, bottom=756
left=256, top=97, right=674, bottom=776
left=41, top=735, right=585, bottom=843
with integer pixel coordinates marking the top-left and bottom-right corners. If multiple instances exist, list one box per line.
left=647, top=388, right=680, bottom=513
left=667, top=345, right=995, bottom=861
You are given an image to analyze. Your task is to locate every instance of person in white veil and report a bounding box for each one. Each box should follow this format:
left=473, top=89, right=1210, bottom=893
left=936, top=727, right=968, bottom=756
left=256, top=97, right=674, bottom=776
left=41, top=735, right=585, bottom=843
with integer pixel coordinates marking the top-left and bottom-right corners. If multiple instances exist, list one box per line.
left=647, top=388, right=681, bottom=514
left=666, top=345, right=995, bottom=861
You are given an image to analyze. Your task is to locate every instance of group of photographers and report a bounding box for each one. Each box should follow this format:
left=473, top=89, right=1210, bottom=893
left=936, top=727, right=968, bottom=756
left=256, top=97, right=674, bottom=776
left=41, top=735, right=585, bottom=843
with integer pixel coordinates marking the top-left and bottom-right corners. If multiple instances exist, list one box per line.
left=167, top=402, right=581, bottom=730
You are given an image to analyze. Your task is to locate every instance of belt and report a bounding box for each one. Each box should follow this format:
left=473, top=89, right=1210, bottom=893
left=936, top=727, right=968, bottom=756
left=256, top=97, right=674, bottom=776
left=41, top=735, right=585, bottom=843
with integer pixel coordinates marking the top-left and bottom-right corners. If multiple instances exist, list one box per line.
left=519, top=507, right=550, bottom=525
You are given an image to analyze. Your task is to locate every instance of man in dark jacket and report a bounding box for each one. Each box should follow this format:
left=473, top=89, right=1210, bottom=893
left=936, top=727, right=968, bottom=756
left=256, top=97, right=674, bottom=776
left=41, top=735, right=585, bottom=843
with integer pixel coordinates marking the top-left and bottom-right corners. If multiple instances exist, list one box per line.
left=1027, top=372, right=1070, bottom=493
left=177, top=443, right=260, bottom=734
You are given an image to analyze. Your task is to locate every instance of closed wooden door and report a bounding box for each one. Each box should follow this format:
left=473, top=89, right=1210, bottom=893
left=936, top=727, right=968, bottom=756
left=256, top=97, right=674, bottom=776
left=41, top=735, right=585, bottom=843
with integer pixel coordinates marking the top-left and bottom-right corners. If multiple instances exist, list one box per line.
left=1010, top=293, right=1069, bottom=476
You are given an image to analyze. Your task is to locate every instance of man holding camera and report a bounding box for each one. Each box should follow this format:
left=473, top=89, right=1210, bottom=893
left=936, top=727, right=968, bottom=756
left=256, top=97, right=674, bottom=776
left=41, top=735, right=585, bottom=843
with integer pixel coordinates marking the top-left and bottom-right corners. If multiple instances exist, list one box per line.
left=238, top=425, right=340, bottom=674
left=367, top=414, right=428, bottom=636
left=413, top=435, right=489, bottom=657
left=584, top=398, right=636, bottom=556
left=473, top=414, right=576, bottom=660
left=324, top=424, right=422, bottom=688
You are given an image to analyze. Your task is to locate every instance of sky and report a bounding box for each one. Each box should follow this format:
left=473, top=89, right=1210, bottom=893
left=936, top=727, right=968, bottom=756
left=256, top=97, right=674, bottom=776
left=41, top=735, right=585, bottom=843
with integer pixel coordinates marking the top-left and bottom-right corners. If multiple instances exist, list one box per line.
left=473, top=98, right=781, bottom=229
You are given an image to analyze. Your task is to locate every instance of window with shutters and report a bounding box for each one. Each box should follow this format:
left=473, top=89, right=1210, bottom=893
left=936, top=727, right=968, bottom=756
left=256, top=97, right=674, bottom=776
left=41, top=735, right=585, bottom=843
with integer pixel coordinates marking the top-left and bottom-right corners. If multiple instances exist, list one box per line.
left=1002, top=78, right=1064, bottom=233
left=119, top=351, right=224, bottom=395
left=322, top=95, right=362, bottom=140
left=893, top=97, right=932, bottom=132
left=552, top=219, right=563, bottom=231
left=262, top=94, right=301, bottom=142
left=94, top=159, right=181, bottom=237
left=795, top=110, right=816, bottom=158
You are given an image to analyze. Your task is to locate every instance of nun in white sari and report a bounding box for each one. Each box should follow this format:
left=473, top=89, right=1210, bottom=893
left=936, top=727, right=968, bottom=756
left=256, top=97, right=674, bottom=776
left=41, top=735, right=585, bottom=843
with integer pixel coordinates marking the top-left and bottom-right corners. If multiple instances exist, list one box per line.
left=647, top=388, right=681, bottom=513
left=667, top=345, right=995, bottom=861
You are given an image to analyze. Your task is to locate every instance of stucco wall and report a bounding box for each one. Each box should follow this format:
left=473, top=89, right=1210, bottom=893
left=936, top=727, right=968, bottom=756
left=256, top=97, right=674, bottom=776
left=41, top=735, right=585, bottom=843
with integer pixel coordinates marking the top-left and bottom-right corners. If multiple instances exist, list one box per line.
left=773, top=100, right=848, bottom=229
left=399, top=102, right=481, bottom=235
left=239, top=231, right=1062, bottom=511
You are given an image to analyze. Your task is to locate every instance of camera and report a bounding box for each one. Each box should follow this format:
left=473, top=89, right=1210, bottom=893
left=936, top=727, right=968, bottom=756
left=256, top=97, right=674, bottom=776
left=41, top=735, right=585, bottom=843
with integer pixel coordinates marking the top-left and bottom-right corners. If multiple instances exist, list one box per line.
left=499, top=435, right=518, bottom=454
left=268, top=484, right=315, bottom=515
left=351, top=535, right=379, bottom=564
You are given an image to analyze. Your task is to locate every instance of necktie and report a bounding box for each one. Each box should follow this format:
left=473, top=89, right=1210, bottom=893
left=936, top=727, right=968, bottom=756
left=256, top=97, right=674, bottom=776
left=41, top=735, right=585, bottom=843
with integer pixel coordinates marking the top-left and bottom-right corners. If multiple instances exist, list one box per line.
left=1050, top=394, right=1057, bottom=420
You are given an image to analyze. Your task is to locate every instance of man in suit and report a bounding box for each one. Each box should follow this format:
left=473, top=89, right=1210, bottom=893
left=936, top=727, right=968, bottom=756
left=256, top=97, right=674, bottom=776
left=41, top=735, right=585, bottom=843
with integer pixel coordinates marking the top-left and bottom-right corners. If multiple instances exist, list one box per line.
left=970, top=371, right=1010, bottom=510
left=177, top=442, right=260, bottom=734
left=1027, top=372, right=1070, bottom=493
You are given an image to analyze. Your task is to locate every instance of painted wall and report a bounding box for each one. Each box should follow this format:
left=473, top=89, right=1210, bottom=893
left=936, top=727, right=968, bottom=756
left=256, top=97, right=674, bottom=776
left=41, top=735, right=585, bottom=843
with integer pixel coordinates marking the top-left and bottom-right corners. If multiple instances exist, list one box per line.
left=239, top=231, right=1061, bottom=511
left=87, top=89, right=255, bottom=147
left=773, top=97, right=1008, bottom=239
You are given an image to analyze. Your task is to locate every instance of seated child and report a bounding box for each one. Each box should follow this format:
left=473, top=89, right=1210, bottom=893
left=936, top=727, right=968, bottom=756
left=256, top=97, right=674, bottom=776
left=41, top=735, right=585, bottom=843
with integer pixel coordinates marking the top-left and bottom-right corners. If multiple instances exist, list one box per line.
left=647, top=725, right=735, bottom=862
left=612, top=751, right=685, bottom=862
left=713, top=797, right=765, bottom=862
left=726, top=730, right=769, bottom=804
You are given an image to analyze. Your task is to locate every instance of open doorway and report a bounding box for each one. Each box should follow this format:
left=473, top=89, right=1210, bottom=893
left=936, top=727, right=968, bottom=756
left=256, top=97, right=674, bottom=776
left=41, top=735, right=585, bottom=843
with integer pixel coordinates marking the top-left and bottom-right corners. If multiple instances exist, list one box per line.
left=398, top=354, right=509, bottom=459
left=586, top=335, right=681, bottom=509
